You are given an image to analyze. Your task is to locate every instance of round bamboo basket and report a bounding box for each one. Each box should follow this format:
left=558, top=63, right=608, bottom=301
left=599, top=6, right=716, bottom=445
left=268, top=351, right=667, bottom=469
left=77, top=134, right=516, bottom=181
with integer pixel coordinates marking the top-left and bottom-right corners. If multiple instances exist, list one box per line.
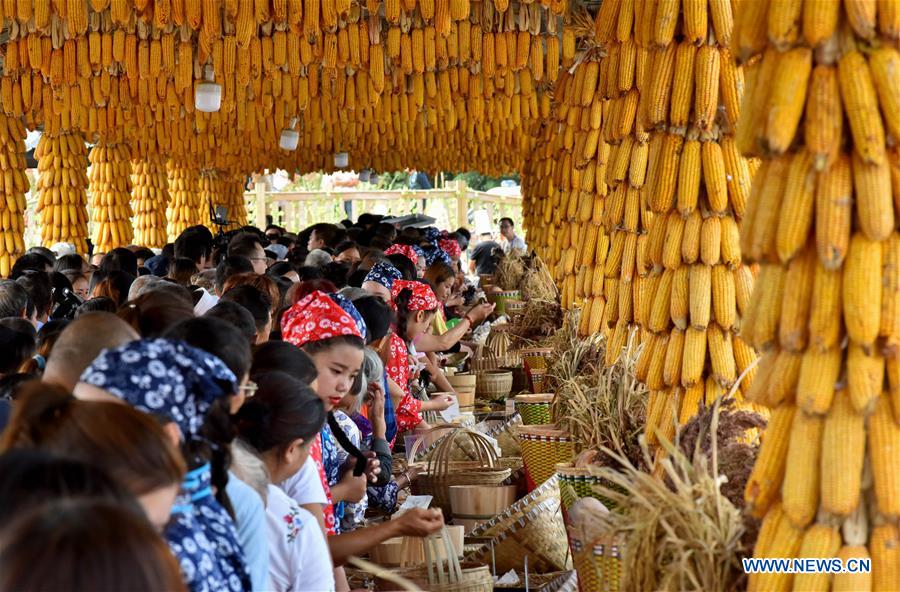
left=476, top=370, right=513, bottom=398
left=446, top=373, right=477, bottom=391
left=528, top=367, right=550, bottom=394
left=516, top=425, right=576, bottom=490
left=449, top=485, right=518, bottom=532
left=519, top=347, right=554, bottom=373
left=514, top=393, right=554, bottom=425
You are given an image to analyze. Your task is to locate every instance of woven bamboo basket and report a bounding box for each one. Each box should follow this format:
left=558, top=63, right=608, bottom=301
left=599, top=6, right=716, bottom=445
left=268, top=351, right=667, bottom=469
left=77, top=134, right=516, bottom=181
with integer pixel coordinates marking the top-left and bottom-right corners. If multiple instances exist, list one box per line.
left=375, top=528, right=494, bottom=592
left=465, top=476, right=571, bottom=574
left=528, top=368, right=551, bottom=394
left=566, top=534, right=622, bottom=592
left=514, top=394, right=554, bottom=425
left=408, top=426, right=512, bottom=517
left=476, top=370, right=513, bottom=398
left=411, top=413, right=523, bottom=462
left=504, top=299, right=527, bottom=322
left=488, top=290, right=521, bottom=315
left=519, top=348, right=554, bottom=373
left=470, top=349, right=520, bottom=373
left=555, top=464, right=625, bottom=513
left=516, top=425, right=576, bottom=489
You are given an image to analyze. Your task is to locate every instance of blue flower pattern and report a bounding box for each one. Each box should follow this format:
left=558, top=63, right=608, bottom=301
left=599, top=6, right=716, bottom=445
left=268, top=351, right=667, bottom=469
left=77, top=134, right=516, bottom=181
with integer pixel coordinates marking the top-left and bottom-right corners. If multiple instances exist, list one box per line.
left=166, top=465, right=251, bottom=592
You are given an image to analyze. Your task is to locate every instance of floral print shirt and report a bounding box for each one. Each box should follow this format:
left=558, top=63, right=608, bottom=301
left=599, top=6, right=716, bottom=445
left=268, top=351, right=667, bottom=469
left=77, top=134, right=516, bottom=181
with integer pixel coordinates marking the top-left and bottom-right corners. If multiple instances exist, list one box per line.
left=387, top=333, right=422, bottom=433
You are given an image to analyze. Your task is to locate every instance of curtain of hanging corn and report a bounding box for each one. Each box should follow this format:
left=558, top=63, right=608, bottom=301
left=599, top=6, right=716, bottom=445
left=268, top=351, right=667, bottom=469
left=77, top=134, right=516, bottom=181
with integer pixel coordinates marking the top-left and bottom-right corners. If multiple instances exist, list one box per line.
left=735, top=2, right=900, bottom=590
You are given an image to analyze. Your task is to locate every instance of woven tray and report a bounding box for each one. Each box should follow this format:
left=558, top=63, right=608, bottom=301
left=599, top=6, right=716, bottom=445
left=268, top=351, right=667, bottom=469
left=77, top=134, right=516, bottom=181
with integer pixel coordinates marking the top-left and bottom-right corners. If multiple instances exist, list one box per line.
left=465, top=476, right=571, bottom=574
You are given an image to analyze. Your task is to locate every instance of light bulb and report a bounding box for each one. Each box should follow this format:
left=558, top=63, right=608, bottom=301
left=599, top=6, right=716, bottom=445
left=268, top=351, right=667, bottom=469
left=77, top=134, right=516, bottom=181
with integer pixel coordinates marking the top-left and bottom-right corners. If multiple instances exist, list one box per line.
left=195, top=65, right=221, bottom=113
left=279, top=129, right=299, bottom=150
left=334, top=152, right=349, bottom=168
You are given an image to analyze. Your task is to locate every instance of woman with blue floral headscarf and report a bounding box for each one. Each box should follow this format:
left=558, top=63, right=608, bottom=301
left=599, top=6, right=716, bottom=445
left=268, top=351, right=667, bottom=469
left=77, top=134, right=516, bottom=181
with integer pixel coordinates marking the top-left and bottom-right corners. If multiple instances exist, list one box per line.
left=79, top=339, right=252, bottom=592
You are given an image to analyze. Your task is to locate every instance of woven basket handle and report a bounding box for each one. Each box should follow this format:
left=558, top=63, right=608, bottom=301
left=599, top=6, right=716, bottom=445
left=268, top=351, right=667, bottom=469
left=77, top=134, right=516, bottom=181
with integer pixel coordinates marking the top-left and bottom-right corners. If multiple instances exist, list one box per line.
left=424, top=526, right=463, bottom=587
left=428, top=427, right=500, bottom=481
left=408, top=424, right=457, bottom=461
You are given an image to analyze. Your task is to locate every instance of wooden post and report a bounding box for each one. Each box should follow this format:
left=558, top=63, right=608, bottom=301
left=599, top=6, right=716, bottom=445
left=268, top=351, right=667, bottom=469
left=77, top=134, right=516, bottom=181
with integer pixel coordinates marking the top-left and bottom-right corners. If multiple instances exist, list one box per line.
left=254, top=180, right=266, bottom=229
left=455, top=180, right=468, bottom=229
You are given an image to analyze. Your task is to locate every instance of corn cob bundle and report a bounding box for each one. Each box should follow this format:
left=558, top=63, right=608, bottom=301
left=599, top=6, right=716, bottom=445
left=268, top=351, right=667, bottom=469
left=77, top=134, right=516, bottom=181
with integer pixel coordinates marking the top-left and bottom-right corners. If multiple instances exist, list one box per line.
left=166, top=160, right=200, bottom=240
left=131, top=154, right=170, bottom=248
left=35, top=131, right=89, bottom=254
left=610, top=0, right=760, bottom=445
left=221, top=172, right=247, bottom=230
left=89, top=141, right=134, bottom=253
left=198, top=169, right=221, bottom=232
left=0, top=114, right=27, bottom=278
left=734, top=5, right=900, bottom=590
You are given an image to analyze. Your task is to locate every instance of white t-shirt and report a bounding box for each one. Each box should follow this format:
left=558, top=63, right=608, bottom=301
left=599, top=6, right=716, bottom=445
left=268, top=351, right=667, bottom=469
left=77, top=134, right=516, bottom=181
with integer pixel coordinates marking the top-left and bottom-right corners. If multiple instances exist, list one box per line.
left=504, top=235, right=527, bottom=254
left=266, top=485, right=336, bottom=592
left=279, top=457, right=328, bottom=506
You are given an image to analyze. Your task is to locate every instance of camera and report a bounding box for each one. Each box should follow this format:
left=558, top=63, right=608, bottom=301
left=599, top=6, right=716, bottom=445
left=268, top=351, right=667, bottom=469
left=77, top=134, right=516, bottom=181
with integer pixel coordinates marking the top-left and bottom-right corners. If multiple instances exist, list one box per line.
left=51, top=286, right=83, bottom=320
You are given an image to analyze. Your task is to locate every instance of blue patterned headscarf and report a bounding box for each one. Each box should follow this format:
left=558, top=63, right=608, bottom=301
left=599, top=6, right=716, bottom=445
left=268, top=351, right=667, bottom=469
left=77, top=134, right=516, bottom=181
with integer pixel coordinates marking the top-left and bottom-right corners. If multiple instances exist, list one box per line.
left=363, top=261, right=402, bottom=290
left=80, top=338, right=238, bottom=440
left=421, top=244, right=452, bottom=267
left=328, top=293, right=367, bottom=341
left=423, top=227, right=442, bottom=245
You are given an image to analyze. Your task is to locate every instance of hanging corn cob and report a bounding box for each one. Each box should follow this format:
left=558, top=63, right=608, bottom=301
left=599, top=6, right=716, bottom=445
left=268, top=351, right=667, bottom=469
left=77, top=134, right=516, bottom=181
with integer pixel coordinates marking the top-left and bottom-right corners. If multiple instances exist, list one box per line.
left=35, top=131, right=89, bottom=254
left=221, top=171, right=247, bottom=230
left=0, top=114, right=27, bottom=278
left=166, top=160, right=200, bottom=240
left=89, top=140, right=134, bottom=253
left=735, top=5, right=900, bottom=589
left=131, top=154, right=170, bottom=248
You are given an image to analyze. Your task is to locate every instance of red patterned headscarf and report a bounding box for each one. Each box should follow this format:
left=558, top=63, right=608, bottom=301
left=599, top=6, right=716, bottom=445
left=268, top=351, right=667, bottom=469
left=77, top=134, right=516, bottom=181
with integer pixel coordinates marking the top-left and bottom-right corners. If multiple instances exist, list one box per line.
left=391, top=280, right=440, bottom=312
left=282, top=291, right=363, bottom=347
left=439, top=237, right=462, bottom=260
left=384, top=244, right=419, bottom=265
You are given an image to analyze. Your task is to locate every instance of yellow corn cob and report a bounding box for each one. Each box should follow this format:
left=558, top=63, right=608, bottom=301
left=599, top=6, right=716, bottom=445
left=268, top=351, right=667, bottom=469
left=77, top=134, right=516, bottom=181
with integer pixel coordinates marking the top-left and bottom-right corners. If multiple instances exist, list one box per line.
left=745, top=403, right=796, bottom=519
left=843, top=232, right=882, bottom=347
left=694, top=45, right=720, bottom=132
left=796, top=346, right=842, bottom=414
left=820, top=391, right=865, bottom=517
left=871, top=524, right=900, bottom=591
left=853, top=151, right=894, bottom=243
left=815, top=154, right=853, bottom=271
left=764, top=46, right=811, bottom=156
left=669, top=43, right=696, bottom=129
left=791, top=524, right=841, bottom=591
left=833, top=546, right=872, bottom=591
left=775, top=149, right=816, bottom=264
left=869, top=395, right=900, bottom=518
left=779, top=245, right=815, bottom=352
left=780, top=410, right=824, bottom=528
left=681, top=326, right=707, bottom=387
left=839, top=50, right=886, bottom=166
left=805, top=66, right=843, bottom=172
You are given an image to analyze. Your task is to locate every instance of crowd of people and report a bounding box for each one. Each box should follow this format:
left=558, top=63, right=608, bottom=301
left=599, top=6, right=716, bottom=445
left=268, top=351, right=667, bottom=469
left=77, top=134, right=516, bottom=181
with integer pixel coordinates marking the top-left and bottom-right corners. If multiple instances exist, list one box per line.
left=0, top=213, right=527, bottom=592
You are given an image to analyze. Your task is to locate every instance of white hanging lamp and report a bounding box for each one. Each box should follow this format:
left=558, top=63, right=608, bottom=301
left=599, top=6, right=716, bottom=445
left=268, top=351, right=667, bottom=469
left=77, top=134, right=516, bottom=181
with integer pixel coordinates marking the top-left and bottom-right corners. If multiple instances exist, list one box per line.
left=333, top=152, right=349, bottom=168
left=279, top=118, right=299, bottom=151
left=195, top=65, right=222, bottom=113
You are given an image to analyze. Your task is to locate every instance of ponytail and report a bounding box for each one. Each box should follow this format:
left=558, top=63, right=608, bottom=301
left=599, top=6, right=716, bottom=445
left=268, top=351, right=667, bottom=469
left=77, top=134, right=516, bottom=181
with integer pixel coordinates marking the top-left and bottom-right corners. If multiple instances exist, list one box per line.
left=184, top=397, right=236, bottom=518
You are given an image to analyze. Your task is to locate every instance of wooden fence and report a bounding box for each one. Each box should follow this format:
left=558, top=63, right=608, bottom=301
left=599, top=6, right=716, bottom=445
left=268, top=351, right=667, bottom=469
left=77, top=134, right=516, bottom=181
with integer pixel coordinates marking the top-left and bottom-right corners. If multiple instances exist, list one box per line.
left=245, top=181, right=522, bottom=232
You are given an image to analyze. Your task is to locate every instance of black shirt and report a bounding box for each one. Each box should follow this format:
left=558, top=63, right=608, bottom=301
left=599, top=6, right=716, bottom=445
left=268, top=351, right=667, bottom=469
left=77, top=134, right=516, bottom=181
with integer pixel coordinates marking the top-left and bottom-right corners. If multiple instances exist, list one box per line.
left=470, top=241, right=501, bottom=275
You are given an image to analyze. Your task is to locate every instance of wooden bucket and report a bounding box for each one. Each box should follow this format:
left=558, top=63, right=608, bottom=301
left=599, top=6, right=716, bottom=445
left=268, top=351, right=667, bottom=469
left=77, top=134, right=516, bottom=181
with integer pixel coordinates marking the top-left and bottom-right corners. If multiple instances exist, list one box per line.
left=449, top=485, right=518, bottom=532
left=447, top=372, right=477, bottom=390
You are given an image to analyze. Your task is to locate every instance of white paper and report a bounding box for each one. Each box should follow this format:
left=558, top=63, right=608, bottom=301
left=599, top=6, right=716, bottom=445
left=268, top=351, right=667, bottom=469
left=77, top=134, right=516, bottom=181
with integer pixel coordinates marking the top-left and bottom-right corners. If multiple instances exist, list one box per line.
left=394, top=495, right=433, bottom=518
left=439, top=397, right=461, bottom=422
left=494, top=570, right=520, bottom=585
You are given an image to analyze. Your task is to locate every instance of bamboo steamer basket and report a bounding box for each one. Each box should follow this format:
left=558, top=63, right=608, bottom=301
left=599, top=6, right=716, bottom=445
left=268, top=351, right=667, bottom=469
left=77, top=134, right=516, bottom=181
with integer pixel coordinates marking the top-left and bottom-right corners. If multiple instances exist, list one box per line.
left=453, top=389, right=476, bottom=411
left=465, top=476, right=571, bottom=574
left=516, top=425, right=576, bottom=490
left=375, top=528, right=493, bottom=592
left=514, top=394, right=554, bottom=425
left=476, top=370, right=513, bottom=398
left=370, top=526, right=465, bottom=567
left=447, top=372, right=477, bottom=391
left=449, top=485, right=517, bottom=533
